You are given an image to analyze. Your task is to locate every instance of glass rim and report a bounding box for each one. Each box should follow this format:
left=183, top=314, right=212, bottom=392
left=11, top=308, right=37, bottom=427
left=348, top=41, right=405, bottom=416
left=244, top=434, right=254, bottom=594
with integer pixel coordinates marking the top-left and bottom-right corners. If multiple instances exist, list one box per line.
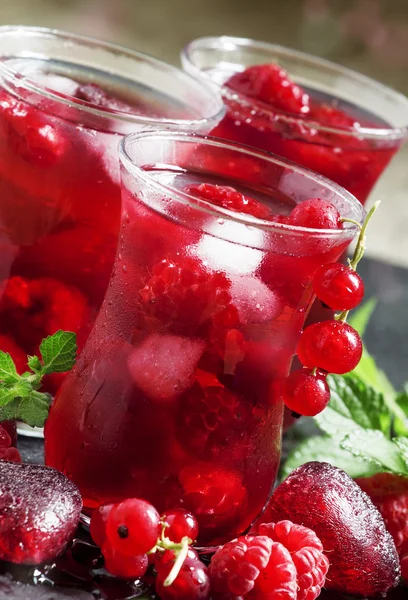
left=119, top=130, right=365, bottom=238
left=182, top=35, right=408, bottom=141
left=0, top=25, right=225, bottom=128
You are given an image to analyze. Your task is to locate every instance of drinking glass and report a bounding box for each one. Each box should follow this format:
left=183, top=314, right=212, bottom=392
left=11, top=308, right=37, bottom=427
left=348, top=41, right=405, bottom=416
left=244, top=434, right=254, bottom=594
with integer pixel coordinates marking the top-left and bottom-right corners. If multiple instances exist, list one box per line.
left=0, top=26, right=224, bottom=394
left=45, top=131, right=364, bottom=545
left=181, top=36, right=408, bottom=203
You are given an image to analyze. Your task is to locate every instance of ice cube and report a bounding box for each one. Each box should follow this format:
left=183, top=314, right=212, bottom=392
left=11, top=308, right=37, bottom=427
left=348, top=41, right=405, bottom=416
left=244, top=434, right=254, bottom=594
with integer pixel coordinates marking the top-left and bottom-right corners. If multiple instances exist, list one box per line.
left=31, top=73, right=80, bottom=98
left=127, top=334, right=204, bottom=402
left=230, top=275, right=283, bottom=324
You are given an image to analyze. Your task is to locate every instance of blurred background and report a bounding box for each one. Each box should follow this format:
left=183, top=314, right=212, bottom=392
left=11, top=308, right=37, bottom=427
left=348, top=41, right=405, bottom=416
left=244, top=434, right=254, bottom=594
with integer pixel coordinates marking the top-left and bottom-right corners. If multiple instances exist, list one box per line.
left=1, top=0, right=407, bottom=384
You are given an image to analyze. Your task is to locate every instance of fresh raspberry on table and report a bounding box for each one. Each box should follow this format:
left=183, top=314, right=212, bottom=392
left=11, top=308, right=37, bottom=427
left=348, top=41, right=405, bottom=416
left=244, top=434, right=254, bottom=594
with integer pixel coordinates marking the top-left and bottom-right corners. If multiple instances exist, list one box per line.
left=258, top=520, right=329, bottom=600
left=186, top=183, right=272, bottom=220
left=139, top=256, right=238, bottom=336
left=356, top=473, right=408, bottom=555
left=210, top=534, right=297, bottom=599
left=0, top=425, right=21, bottom=463
left=226, top=63, right=310, bottom=115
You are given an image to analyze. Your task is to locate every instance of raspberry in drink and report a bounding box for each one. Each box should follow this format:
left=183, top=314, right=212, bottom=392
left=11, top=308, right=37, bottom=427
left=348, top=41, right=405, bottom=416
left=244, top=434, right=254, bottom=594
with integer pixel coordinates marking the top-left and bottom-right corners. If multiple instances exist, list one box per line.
left=45, top=132, right=364, bottom=545
left=0, top=27, right=223, bottom=393
left=181, top=37, right=408, bottom=203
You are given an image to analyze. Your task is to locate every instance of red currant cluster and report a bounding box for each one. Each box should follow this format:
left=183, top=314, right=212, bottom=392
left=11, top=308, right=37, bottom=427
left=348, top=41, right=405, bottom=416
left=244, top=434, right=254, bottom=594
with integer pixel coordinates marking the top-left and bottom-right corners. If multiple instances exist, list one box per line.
left=282, top=202, right=378, bottom=417
left=90, top=498, right=209, bottom=599
left=90, top=495, right=329, bottom=599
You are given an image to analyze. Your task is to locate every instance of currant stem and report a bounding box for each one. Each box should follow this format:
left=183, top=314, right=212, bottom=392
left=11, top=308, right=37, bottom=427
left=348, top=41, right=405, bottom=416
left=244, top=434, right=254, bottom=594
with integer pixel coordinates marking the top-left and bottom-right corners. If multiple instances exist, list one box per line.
left=163, top=536, right=189, bottom=587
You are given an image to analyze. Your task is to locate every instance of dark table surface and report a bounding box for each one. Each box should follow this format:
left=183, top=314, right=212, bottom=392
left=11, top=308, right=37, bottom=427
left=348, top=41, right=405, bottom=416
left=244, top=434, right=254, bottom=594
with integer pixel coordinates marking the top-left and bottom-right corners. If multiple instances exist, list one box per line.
left=4, top=256, right=408, bottom=599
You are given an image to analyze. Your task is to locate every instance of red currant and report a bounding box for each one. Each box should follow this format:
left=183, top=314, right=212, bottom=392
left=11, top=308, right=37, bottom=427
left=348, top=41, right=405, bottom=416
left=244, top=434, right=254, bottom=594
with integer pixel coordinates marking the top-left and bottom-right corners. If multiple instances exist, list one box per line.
left=289, top=198, right=342, bottom=230
left=155, top=547, right=200, bottom=571
left=313, top=263, right=364, bottom=310
left=162, top=509, right=199, bottom=543
left=106, top=498, right=161, bottom=556
left=102, top=542, right=148, bottom=579
left=90, top=503, right=113, bottom=547
left=155, top=555, right=211, bottom=600
left=297, top=320, right=362, bottom=374
left=282, top=368, right=331, bottom=417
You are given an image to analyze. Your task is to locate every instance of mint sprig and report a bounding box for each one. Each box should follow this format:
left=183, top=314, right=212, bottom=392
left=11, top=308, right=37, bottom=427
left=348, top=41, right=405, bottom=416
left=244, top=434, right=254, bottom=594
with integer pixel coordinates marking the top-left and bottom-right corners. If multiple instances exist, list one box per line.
left=0, top=330, right=77, bottom=428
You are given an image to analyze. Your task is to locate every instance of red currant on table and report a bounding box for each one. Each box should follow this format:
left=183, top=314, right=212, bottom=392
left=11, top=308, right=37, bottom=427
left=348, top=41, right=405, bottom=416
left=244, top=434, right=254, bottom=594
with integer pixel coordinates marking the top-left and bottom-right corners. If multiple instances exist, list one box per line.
left=162, top=508, right=199, bottom=543
left=313, top=263, right=365, bottom=310
left=106, top=498, right=161, bottom=556
left=102, top=542, right=148, bottom=579
left=282, top=368, right=330, bottom=417
left=155, top=547, right=200, bottom=571
left=297, top=320, right=362, bottom=374
left=288, top=198, right=342, bottom=230
left=155, top=555, right=211, bottom=600
left=90, top=503, right=113, bottom=547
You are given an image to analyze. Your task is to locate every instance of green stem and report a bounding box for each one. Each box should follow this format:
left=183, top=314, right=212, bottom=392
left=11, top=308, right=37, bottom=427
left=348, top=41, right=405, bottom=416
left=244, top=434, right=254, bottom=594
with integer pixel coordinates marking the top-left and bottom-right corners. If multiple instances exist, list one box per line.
left=163, top=537, right=189, bottom=587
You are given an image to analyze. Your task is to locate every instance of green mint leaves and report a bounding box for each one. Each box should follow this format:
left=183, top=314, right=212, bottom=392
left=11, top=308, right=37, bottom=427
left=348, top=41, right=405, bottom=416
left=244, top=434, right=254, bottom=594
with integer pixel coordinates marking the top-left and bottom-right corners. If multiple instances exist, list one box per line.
left=282, top=301, right=408, bottom=481
left=0, top=331, right=77, bottom=428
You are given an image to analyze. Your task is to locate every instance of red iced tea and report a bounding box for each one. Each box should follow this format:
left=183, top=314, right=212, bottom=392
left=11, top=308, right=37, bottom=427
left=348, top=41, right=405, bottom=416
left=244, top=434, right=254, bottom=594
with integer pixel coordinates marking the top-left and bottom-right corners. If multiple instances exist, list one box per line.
left=45, top=132, right=364, bottom=545
left=182, top=37, right=408, bottom=203
left=0, top=27, right=223, bottom=393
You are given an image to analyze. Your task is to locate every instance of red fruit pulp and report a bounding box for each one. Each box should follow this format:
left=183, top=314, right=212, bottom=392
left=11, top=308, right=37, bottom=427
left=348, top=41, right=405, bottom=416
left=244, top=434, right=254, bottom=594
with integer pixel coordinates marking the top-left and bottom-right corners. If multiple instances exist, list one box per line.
left=45, top=163, right=358, bottom=546
left=210, top=63, right=400, bottom=203
left=0, top=63, right=193, bottom=394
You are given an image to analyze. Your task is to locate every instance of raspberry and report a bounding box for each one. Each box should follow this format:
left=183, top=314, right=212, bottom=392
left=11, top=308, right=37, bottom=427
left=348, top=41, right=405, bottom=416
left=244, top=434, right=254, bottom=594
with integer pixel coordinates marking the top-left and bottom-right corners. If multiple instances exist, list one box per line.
left=226, top=64, right=310, bottom=115
left=289, top=198, right=342, bottom=230
left=210, top=535, right=297, bottom=598
left=179, top=464, right=248, bottom=543
left=139, top=256, right=238, bottom=336
left=186, top=183, right=271, bottom=219
left=297, top=320, right=362, bottom=374
left=260, top=461, right=400, bottom=597
left=356, top=473, right=408, bottom=555
left=0, top=276, right=90, bottom=353
left=258, top=520, right=329, bottom=600
left=0, top=425, right=21, bottom=463
left=177, top=370, right=248, bottom=458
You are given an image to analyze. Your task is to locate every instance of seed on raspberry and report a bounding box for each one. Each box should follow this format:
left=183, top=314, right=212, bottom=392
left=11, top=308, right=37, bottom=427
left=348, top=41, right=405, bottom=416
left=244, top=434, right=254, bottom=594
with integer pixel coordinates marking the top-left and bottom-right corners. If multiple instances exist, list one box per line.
left=297, top=320, right=362, bottom=374
left=313, top=263, right=365, bottom=311
left=102, top=542, right=148, bottom=579
left=186, top=182, right=271, bottom=219
left=162, top=509, right=199, bottom=543
left=282, top=368, right=330, bottom=417
left=155, top=555, right=211, bottom=600
left=90, top=503, right=114, bottom=548
left=289, top=198, right=342, bottom=230
left=258, top=520, right=329, bottom=600
left=106, top=498, right=161, bottom=556
left=226, top=63, right=310, bottom=115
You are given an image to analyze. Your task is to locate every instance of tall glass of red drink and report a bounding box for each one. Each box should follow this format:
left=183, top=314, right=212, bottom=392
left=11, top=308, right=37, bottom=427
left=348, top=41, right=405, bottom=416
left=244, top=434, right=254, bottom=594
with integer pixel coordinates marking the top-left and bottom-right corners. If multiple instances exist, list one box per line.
left=181, top=36, right=408, bottom=203
left=0, top=26, right=224, bottom=394
left=45, top=131, right=364, bottom=546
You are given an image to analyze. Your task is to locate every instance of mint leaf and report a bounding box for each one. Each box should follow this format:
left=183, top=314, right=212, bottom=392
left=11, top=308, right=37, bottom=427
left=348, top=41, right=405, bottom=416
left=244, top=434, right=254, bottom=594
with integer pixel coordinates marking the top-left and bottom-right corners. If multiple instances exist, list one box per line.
left=316, top=374, right=391, bottom=437
left=341, top=430, right=408, bottom=476
left=27, top=355, right=42, bottom=374
left=0, top=352, right=19, bottom=384
left=282, top=434, right=379, bottom=480
left=39, top=331, right=77, bottom=374
left=0, top=392, right=51, bottom=428
left=0, top=380, right=32, bottom=406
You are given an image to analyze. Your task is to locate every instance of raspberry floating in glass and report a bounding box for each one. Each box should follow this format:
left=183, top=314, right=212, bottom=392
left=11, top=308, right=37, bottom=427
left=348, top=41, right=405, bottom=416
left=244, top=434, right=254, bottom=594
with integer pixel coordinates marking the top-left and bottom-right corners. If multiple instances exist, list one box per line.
left=182, top=36, right=408, bottom=203
left=45, top=132, right=364, bottom=546
left=0, top=26, right=224, bottom=394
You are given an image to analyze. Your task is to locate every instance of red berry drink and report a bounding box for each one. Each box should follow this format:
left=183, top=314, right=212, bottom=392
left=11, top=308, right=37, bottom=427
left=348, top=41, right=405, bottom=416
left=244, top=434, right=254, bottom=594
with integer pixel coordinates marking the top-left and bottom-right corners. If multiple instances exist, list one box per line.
left=0, top=27, right=224, bottom=393
left=182, top=37, right=408, bottom=203
left=45, top=132, right=364, bottom=545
